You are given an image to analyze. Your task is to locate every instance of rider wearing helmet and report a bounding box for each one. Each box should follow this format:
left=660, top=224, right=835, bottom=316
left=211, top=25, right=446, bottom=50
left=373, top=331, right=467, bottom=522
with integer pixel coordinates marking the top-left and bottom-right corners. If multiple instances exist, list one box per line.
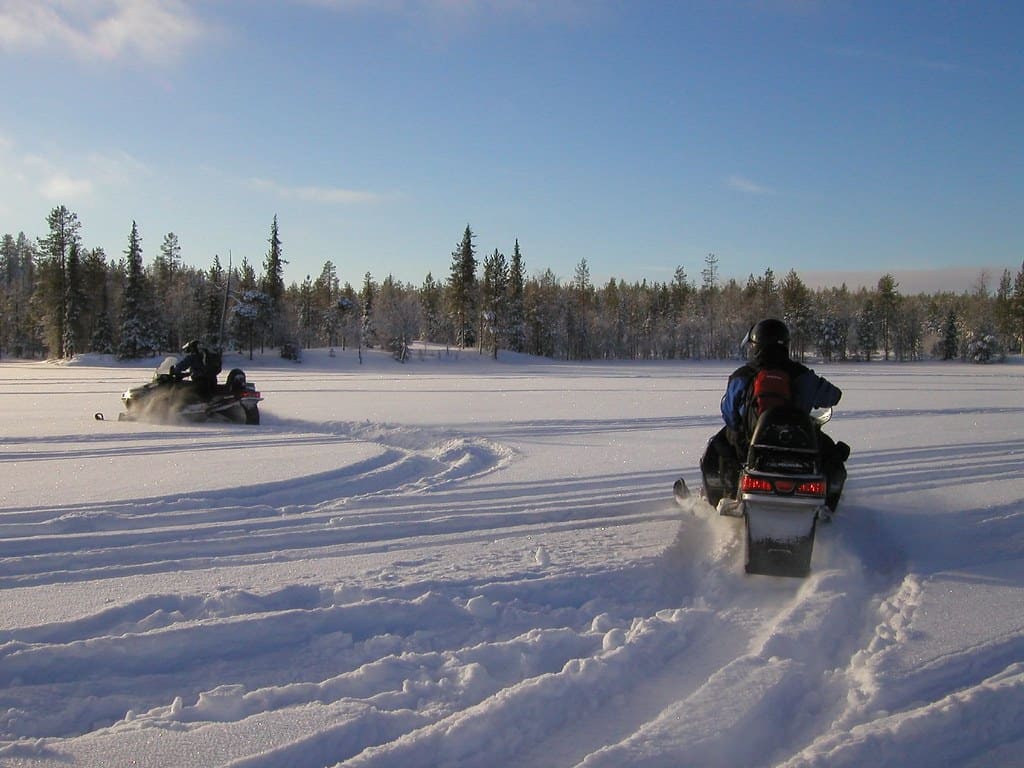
left=720, top=318, right=841, bottom=430
left=173, top=340, right=216, bottom=397
left=705, top=318, right=849, bottom=508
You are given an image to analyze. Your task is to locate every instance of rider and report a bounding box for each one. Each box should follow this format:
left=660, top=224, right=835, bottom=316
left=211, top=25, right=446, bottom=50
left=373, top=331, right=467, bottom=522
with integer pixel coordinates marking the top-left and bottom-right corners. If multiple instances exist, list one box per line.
left=705, top=318, right=849, bottom=509
left=173, top=340, right=217, bottom=397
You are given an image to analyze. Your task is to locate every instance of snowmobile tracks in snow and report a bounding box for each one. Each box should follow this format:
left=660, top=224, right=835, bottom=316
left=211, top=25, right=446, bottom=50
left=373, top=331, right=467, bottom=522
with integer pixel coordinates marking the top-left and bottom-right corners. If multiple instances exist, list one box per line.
left=0, top=418, right=910, bottom=768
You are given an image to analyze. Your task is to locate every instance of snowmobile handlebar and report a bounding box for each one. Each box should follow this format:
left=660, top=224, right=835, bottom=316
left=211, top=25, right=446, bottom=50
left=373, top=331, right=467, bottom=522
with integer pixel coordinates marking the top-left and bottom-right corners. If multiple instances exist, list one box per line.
left=811, top=407, right=833, bottom=426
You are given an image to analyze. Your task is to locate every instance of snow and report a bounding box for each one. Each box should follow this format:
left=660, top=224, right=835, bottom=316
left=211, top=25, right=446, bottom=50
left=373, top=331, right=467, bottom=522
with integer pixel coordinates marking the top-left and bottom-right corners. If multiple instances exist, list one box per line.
left=1, top=348, right=1022, bottom=767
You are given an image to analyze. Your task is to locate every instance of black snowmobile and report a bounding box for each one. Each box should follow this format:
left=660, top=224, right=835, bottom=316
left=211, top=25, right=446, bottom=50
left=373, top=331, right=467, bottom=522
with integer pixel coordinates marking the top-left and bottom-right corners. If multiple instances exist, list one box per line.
left=115, top=355, right=262, bottom=425
left=675, top=406, right=844, bottom=578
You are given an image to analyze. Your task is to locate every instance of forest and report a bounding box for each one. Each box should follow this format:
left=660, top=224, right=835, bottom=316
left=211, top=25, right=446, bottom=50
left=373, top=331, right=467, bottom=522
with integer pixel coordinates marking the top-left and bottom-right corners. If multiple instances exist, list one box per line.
left=2, top=206, right=1022, bottom=365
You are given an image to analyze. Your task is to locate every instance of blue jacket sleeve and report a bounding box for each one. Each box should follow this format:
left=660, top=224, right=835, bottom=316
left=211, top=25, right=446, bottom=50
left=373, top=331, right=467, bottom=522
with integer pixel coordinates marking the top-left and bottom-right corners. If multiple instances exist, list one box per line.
left=793, top=371, right=842, bottom=411
left=721, top=376, right=750, bottom=430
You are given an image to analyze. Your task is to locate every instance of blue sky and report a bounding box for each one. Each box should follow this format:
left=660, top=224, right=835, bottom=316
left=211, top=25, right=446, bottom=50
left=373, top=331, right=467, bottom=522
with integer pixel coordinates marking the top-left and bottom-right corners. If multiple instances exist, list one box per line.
left=0, top=1, right=1020, bottom=293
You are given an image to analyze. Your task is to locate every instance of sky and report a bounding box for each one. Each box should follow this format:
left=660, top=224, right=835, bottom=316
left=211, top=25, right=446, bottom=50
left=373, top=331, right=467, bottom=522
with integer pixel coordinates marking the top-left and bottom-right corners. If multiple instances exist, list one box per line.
left=0, top=0, right=1021, bottom=293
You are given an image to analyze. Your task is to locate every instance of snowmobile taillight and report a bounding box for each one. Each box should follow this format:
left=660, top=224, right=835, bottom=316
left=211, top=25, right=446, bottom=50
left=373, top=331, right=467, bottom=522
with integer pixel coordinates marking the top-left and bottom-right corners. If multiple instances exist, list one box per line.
left=241, top=390, right=261, bottom=399
left=795, top=480, right=826, bottom=497
left=740, top=475, right=774, bottom=494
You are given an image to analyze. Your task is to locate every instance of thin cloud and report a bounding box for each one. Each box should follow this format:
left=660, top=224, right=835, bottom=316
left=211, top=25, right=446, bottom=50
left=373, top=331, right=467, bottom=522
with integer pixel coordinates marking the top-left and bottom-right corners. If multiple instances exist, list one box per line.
left=23, top=153, right=95, bottom=202
left=4, top=141, right=145, bottom=204
left=726, top=175, right=774, bottom=195
left=0, top=0, right=208, bottom=63
left=251, top=177, right=383, bottom=205
left=38, top=173, right=95, bottom=202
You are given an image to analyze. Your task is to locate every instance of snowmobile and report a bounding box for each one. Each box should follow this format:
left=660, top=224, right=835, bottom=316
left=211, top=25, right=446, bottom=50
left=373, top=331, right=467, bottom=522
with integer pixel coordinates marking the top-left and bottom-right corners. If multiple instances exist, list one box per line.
left=113, top=356, right=262, bottom=425
left=675, top=406, right=842, bottom=578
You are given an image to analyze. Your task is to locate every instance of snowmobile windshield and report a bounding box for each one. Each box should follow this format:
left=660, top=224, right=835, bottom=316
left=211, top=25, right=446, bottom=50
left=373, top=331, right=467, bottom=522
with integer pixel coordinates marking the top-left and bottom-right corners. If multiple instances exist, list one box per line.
left=155, top=357, right=179, bottom=376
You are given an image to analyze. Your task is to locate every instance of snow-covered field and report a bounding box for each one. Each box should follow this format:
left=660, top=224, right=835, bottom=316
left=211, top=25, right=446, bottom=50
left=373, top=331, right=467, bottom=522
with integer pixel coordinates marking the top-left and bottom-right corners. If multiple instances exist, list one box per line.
left=1, top=348, right=1023, bottom=768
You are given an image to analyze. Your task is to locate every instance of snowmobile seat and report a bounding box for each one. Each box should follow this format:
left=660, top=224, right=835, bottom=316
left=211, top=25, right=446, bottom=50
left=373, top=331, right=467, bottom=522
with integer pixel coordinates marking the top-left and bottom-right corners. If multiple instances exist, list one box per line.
left=746, top=406, right=821, bottom=474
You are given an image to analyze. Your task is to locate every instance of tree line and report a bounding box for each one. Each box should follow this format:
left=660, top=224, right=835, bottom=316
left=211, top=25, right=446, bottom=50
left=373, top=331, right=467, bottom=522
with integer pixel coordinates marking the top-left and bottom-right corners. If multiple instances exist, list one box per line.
left=2, top=207, right=1022, bottom=365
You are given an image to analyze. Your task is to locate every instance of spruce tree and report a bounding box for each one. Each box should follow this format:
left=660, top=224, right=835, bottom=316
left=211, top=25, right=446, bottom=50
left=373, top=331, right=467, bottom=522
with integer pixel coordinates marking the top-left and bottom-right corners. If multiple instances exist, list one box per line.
left=204, top=255, right=226, bottom=344
left=482, top=249, right=509, bottom=359
left=1011, top=262, right=1024, bottom=355
left=876, top=274, right=900, bottom=361
left=262, top=215, right=287, bottom=345
left=941, top=309, right=959, bottom=360
left=117, top=221, right=158, bottom=359
left=361, top=272, right=375, bottom=348
left=447, top=225, right=477, bottom=348
left=507, top=240, right=526, bottom=353
left=780, top=269, right=813, bottom=362
left=420, top=272, right=444, bottom=346
left=855, top=300, right=878, bottom=361
left=61, top=241, right=84, bottom=358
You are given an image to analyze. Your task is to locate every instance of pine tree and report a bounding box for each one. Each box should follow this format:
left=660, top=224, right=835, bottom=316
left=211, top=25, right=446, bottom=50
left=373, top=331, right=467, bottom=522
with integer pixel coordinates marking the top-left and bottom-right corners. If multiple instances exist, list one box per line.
left=360, top=272, right=376, bottom=348
left=262, top=215, right=287, bottom=345
left=314, top=261, right=339, bottom=348
left=420, top=272, right=445, bottom=346
left=230, top=289, right=272, bottom=360
left=3, top=233, right=38, bottom=357
left=855, top=300, right=878, bottom=361
left=37, top=206, right=82, bottom=357
left=780, top=269, right=813, bottom=362
left=153, top=232, right=182, bottom=348
left=61, top=241, right=84, bottom=358
left=298, top=274, right=315, bottom=349
left=507, top=240, right=526, bottom=353
left=941, top=309, right=959, bottom=360
left=1011, top=261, right=1024, bottom=355
left=117, top=221, right=158, bottom=359
left=90, top=268, right=116, bottom=356
left=817, top=315, right=843, bottom=362
left=338, top=283, right=358, bottom=352
left=447, top=225, right=477, bottom=348
left=482, top=249, right=509, bottom=359
left=699, top=253, right=719, bottom=359
left=204, top=255, right=226, bottom=344
left=569, top=258, right=594, bottom=360
left=81, top=247, right=109, bottom=352
left=993, top=269, right=1014, bottom=353
left=876, top=274, right=901, bottom=361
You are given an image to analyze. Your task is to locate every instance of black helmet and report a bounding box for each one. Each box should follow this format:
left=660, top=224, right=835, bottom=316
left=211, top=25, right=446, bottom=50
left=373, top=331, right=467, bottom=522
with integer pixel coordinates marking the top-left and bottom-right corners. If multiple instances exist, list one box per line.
left=746, top=318, right=790, bottom=364
left=182, top=340, right=200, bottom=354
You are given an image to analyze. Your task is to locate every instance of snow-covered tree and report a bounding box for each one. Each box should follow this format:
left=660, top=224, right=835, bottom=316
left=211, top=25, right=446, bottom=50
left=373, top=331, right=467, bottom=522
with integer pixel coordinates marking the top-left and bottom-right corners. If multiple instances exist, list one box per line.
left=966, top=329, right=1003, bottom=363
left=231, top=289, right=273, bottom=360
left=374, top=275, right=421, bottom=362
left=940, top=309, right=959, bottom=360
left=481, top=249, right=509, bottom=359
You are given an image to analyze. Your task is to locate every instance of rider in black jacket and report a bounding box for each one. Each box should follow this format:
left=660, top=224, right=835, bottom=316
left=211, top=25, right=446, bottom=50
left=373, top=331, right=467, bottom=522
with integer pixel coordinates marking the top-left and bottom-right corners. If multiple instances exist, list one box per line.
left=704, top=319, right=849, bottom=509
left=173, top=340, right=217, bottom=398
